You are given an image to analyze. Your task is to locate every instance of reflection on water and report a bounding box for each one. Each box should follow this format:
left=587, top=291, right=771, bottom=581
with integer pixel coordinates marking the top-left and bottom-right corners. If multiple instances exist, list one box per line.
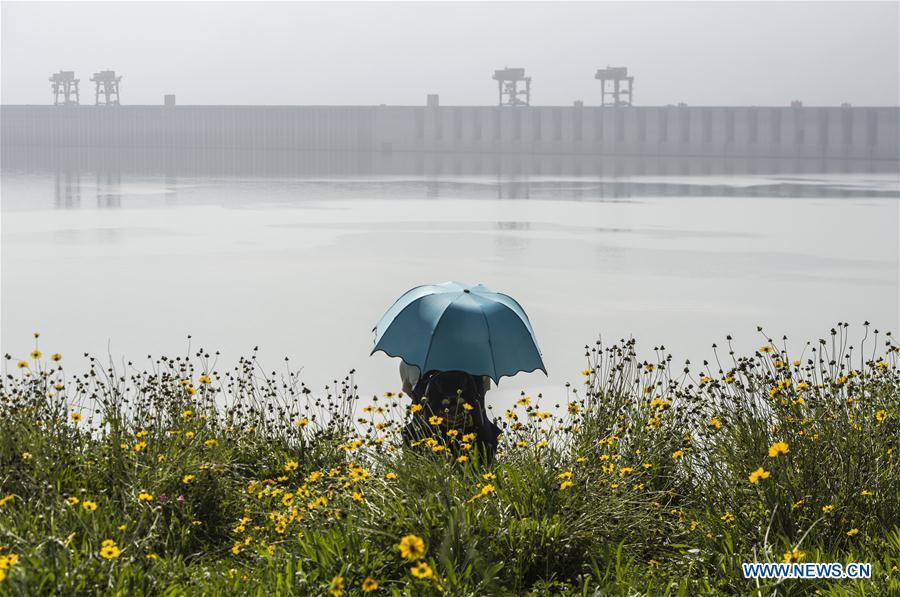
left=3, top=147, right=898, bottom=212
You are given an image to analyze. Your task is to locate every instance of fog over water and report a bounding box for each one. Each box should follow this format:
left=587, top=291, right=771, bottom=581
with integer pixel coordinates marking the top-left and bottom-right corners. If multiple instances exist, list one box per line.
left=2, top=2, right=899, bottom=106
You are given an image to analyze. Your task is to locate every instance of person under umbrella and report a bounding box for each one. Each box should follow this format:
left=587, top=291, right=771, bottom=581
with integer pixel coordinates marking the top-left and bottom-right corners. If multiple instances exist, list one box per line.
left=371, top=282, right=546, bottom=460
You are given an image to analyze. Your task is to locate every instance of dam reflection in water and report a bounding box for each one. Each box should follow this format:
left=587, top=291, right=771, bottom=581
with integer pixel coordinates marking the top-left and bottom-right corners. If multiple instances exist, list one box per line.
left=3, top=147, right=895, bottom=209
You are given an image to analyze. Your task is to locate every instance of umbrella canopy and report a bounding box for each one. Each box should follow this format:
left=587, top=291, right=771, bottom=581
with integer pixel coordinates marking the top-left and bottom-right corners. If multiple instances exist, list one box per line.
left=371, top=282, right=546, bottom=383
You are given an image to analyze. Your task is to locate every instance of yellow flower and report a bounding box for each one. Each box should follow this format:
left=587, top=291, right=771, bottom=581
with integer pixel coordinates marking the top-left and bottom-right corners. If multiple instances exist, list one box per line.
left=558, top=471, right=573, bottom=479
left=410, top=404, right=424, bottom=413
left=847, top=528, right=859, bottom=537
left=462, top=402, right=474, bottom=411
left=822, top=504, right=834, bottom=513
left=860, top=489, right=873, bottom=496
left=560, top=480, right=574, bottom=490
left=138, top=492, right=153, bottom=502
left=70, top=412, right=82, bottom=423
left=708, top=417, right=722, bottom=430
left=397, top=534, right=426, bottom=561
left=182, top=475, right=196, bottom=485
left=181, top=410, right=193, bottom=419
left=284, top=461, right=299, bottom=472
left=768, top=441, right=789, bottom=457
left=410, top=561, right=433, bottom=579
left=99, top=543, right=121, bottom=560
left=759, top=345, right=773, bottom=354
left=748, top=467, right=770, bottom=484
left=456, top=455, right=468, bottom=464
left=198, top=375, right=211, bottom=385
left=16, top=360, right=28, bottom=369
left=720, top=512, right=735, bottom=523
left=782, top=548, right=805, bottom=563
left=517, top=396, right=531, bottom=406
left=361, top=577, right=379, bottom=592
left=875, top=410, right=887, bottom=422
left=791, top=500, right=804, bottom=510
left=671, top=450, right=684, bottom=459
left=330, top=575, right=344, bottom=596
left=428, top=415, right=443, bottom=426
left=204, top=439, right=218, bottom=447
left=386, top=472, right=397, bottom=480
left=618, top=467, right=633, bottom=477
left=146, top=553, right=158, bottom=560
left=0, top=495, right=13, bottom=507
left=30, top=350, right=42, bottom=360
left=581, top=368, right=593, bottom=376
left=51, top=353, right=62, bottom=362
left=82, top=500, right=98, bottom=511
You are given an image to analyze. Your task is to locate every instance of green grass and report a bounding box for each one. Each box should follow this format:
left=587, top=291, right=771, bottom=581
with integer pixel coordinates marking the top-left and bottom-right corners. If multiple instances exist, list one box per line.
left=1, top=324, right=898, bottom=595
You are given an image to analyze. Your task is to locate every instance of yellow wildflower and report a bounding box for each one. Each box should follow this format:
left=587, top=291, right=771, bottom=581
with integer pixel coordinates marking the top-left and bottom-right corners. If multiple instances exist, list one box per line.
left=361, top=577, right=379, bottom=592
left=748, top=467, right=770, bottom=484
left=768, top=441, right=789, bottom=457
left=397, top=534, right=426, bottom=561
left=410, top=562, right=433, bottom=579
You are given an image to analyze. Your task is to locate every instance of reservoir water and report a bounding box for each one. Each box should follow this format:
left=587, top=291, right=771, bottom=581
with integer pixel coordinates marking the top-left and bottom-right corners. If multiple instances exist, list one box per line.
left=2, top=155, right=898, bottom=410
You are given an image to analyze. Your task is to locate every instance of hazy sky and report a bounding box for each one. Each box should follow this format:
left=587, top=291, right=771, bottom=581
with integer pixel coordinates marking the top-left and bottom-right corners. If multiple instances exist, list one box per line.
left=2, top=1, right=898, bottom=106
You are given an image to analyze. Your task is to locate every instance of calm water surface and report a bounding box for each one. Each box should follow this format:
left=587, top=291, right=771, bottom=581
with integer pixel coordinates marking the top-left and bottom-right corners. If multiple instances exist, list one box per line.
left=2, top=165, right=898, bottom=409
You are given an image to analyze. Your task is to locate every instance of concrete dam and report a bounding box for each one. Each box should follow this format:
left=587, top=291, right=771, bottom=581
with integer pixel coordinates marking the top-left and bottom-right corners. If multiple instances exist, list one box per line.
left=2, top=103, right=899, bottom=162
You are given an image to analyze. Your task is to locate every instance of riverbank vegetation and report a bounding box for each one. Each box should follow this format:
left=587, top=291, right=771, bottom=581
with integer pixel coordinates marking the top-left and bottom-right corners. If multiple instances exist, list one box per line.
left=1, top=324, right=898, bottom=595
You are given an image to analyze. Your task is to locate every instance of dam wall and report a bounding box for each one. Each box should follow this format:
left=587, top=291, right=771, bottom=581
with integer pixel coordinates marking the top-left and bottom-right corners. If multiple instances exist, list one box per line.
left=2, top=104, right=898, bottom=161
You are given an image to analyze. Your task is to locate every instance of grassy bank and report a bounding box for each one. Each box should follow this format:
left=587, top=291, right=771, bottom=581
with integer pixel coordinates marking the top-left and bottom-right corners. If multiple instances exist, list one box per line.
left=1, top=325, right=898, bottom=595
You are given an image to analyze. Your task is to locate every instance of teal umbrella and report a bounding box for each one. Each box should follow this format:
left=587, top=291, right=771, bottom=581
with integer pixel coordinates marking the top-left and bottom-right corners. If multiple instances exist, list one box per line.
left=371, top=282, right=546, bottom=383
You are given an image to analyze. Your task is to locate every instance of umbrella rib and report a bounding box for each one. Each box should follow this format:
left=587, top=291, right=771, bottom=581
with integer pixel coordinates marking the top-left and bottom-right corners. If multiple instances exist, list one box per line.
left=476, top=299, right=498, bottom=382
